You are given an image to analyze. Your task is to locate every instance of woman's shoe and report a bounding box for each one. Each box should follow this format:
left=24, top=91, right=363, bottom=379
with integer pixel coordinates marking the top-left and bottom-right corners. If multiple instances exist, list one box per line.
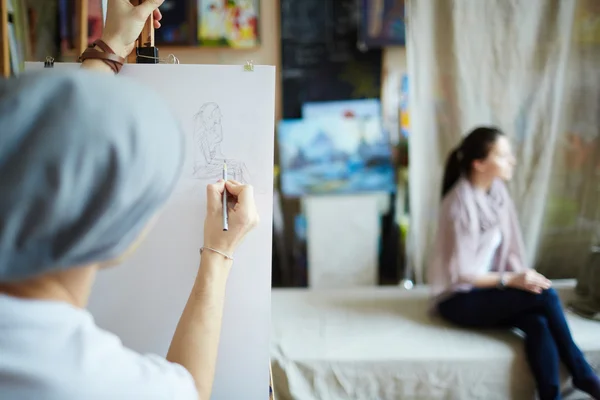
left=573, top=375, right=600, bottom=399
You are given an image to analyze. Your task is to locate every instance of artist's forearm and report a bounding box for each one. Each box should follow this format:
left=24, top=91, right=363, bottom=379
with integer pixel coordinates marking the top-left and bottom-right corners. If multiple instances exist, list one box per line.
left=166, top=252, right=232, bottom=399
left=79, top=39, right=127, bottom=74
left=80, top=59, right=114, bottom=74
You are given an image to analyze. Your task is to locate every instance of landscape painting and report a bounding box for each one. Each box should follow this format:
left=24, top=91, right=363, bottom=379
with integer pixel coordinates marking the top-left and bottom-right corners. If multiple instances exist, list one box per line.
left=302, top=98, right=381, bottom=120
left=278, top=117, right=395, bottom=197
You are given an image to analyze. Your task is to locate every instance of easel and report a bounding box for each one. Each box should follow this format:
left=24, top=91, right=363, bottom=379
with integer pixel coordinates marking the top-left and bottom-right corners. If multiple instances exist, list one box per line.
left=131, top=14, right=275, bottom=394
left=129, top=0, right=158, bottom=64
left=0, top=0, right=157, bottom=77
left=1, top=2, right=276, bottom=397
left=76, top=0, right=88, bottom=59
left=107, top=9, right=277, bottom=399
left=0, top=0, right=10, bottom=77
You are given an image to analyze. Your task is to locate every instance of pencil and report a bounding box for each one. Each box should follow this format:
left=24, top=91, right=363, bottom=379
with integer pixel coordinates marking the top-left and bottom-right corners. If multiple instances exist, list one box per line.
left=223, top=161, right=228, bottom=231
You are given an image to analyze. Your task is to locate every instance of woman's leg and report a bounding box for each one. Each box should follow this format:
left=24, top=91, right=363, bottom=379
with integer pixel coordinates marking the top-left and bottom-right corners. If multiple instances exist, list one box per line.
left=532, top=288, right=598, bottom=393
left=438, top=289, right=562, bottom=399
left=438, top=288, right=599, bottom=398
left=511, top=313, right=561, bottom=400
left=439, top=289, right=595, bottom=372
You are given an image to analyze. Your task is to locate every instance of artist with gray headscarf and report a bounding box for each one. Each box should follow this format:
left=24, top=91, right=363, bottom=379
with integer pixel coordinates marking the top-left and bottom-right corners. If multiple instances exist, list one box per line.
left=0, top=1, right=258, bottom=399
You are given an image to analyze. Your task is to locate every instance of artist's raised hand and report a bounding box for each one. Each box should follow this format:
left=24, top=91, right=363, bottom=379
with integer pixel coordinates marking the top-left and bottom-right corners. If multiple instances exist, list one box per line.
left=102, top=0, right=164, bottom=59
left=507, top=270, right=552, bottom=294
left=204, top=180, right=259, bottom=256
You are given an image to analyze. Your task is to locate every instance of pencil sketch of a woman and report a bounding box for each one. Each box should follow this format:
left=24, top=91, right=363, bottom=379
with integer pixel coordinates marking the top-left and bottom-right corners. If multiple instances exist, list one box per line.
left=192, top=102, right=250, bottom=183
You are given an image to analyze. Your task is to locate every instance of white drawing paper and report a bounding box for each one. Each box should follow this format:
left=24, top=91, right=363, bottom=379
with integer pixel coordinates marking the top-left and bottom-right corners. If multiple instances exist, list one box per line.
left=25, top=62, right=275, bottom=400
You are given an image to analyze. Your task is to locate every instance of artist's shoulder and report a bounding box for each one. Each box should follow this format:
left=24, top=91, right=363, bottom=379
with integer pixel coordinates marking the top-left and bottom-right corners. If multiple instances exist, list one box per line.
left=75, top=326, right=198, bottom=399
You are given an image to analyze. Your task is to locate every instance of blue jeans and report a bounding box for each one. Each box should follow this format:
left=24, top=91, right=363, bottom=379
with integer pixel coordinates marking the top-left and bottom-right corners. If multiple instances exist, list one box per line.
left=438, top=288, right=596, bottom=400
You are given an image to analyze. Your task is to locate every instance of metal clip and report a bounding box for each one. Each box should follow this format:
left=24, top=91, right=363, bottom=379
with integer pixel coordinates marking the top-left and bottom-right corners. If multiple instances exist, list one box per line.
left=164, top=54, right=180, bottom=64
left=135, top=52, right=180, bottom=64
left=44, top=56, right=55, bottom=68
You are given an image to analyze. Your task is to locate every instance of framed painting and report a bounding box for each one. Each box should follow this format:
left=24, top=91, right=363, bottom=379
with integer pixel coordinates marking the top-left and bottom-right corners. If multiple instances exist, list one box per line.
left=302, top=99, right=382, bottom=120
left=359, top=0, right=406, bottom=48
left=197, top=0, right=260, bottom=48
left=155, top=0, right=196, bottom=45
left=278, top=117, right=395, bottom=197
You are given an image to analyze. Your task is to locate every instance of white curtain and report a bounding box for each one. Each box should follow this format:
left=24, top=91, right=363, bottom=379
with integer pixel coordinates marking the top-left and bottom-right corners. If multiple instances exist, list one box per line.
left=406, top=0, right=600, bottom=283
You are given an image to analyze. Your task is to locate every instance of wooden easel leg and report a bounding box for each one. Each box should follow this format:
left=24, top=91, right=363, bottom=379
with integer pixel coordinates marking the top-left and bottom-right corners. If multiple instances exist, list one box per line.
left=75, top=0, right=88, bottom=58
left=127, top=0, right=157, bottom=64
left=0, top=0, right=10, bottom=77
left=269, top=361, right=275, bottom=400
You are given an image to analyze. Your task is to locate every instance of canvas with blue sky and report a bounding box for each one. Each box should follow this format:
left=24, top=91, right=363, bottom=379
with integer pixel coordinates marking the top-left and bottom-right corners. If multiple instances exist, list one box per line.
left=278, top=117, right=395, bottom=196
left=302, top=98, right=382, bottom=120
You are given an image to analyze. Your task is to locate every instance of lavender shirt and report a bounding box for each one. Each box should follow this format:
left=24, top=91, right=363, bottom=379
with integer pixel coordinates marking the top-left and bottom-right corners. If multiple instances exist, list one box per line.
left=428, top=177, right=529, bottom=305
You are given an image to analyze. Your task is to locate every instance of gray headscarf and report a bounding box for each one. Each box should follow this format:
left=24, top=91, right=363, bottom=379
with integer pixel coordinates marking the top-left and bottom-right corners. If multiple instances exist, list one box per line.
left=0, top=69, right=184, bottom=282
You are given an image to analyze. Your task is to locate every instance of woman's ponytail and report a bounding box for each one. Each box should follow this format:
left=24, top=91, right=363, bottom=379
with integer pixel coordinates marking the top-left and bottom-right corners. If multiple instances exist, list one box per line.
left=441, top=147, right=463, bottom=199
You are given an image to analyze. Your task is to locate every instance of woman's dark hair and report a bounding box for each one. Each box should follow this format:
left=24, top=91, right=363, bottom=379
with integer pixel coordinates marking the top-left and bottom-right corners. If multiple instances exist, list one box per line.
left=441, top=126, right=505, bottom=198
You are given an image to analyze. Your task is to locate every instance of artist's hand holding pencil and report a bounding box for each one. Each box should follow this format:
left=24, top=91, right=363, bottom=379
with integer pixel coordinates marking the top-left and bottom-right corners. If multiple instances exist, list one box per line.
left=204, top=180, right=259, bottom=257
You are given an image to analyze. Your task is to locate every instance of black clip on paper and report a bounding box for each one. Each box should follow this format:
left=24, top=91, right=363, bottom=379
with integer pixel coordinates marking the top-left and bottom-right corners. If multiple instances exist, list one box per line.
left=44, top=56, right=55, bottom=68
left=136, top=46, right=159, bottom=64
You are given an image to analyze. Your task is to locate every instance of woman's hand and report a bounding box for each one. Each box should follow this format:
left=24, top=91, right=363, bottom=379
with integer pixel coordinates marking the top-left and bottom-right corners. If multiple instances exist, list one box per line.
left=507, top=270, right=552, bottom=294
left=203, top=180, right=259, bottom=256
left=101, top=0, right=164, bottom=59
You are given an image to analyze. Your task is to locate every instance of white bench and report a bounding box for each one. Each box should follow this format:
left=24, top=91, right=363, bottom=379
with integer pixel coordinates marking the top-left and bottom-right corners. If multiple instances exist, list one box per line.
left=271, top=280, right=600, bottom=400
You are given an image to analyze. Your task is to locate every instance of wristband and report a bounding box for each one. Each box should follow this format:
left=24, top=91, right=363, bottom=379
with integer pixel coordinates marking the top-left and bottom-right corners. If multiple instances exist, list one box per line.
left=497, top=274, right=507, bottom=290
left=79, top=39, right=125, bottom=74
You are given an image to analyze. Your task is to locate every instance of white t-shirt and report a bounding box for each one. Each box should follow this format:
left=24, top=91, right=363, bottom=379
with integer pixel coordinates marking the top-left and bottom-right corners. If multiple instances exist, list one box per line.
left=480, top=228, right=502, bottom=274
left=0, top=294, right=198, bottom=400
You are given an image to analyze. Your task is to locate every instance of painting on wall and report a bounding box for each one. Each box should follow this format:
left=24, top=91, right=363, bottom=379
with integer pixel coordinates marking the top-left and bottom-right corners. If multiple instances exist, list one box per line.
left=302, top=99, right=382, bottom=120
left=400, top=74, right=409, bottom=138
left=155, top=0, right=195, bottom=45
left=197, top=0, right=260, bottom=48
left=359, top=0, right=406, bottom=48
left=278, top=117, right=395, bottom=197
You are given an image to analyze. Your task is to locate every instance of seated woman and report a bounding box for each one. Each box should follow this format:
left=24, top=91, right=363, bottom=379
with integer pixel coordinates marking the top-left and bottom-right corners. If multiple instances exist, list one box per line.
left=428, top=126, right=600, bottom=400
left=0, top=2, right=258, bottom=399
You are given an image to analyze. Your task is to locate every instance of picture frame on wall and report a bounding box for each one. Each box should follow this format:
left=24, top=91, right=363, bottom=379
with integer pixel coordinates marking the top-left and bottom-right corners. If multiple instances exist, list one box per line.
left=196, top=0, right=260, bottom=48
left=277, top=117, right=396, bottom=197
left=359, top=0, right=406, bottom=49
left=155, top=0, right=197, bottom=46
